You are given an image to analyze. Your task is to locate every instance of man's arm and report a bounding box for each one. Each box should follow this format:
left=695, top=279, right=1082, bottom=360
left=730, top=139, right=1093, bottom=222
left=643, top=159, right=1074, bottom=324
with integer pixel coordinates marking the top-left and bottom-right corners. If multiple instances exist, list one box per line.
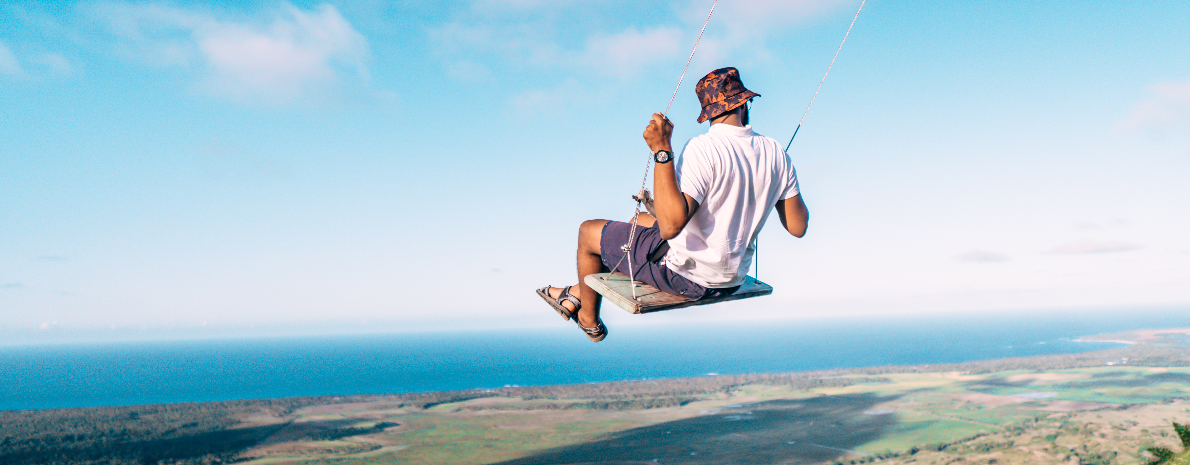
left=775, top=195, right=809, bottom=238
left=643, top=113, right=698, bottom=240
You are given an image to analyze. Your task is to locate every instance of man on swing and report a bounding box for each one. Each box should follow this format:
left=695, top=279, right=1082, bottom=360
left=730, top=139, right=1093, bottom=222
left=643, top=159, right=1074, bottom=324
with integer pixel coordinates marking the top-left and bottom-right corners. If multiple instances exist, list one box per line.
left=538, top=67, right=810, bottom=342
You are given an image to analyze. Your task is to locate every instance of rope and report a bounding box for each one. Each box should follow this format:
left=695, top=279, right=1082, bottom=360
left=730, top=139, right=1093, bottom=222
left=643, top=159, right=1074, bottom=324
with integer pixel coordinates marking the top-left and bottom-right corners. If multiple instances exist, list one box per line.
left=612, top=0, right=718, bottom=299
left=786, top=0, right=865, bottom=153
left=613, top=0, right=864, bottom=298
left=665, top=0, right=717, bottom=117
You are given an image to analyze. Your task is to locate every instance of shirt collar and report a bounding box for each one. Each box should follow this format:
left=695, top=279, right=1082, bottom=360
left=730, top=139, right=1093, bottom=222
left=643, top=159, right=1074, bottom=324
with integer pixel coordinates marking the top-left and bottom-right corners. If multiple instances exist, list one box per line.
left=709, top=123, right=756, bottom=137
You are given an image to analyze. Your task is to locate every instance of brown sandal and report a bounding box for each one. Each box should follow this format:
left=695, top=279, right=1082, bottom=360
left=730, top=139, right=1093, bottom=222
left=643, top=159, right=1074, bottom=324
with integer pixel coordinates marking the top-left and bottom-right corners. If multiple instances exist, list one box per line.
left=575, top=315, right=607, bottom=343
left=536, top=285, right=579, bottom=321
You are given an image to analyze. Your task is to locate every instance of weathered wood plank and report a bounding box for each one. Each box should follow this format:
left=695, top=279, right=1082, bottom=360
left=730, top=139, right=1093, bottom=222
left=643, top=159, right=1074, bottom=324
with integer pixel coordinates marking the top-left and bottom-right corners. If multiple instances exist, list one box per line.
left=584, top=272, right=773, bottom=314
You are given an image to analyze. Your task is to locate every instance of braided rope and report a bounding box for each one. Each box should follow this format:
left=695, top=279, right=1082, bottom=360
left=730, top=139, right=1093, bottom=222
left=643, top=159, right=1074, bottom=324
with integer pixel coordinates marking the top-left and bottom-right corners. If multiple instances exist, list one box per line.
left=665, top=0, right=717, bottom=117
left=613, top=0, right=718, bottom=299
left=786, top=0, right=865, bottom=153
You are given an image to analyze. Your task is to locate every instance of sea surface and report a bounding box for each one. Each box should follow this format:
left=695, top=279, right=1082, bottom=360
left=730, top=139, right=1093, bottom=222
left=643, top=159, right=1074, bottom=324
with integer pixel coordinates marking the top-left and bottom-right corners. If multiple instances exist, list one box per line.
left=3, top=306, right=1189, bottom=411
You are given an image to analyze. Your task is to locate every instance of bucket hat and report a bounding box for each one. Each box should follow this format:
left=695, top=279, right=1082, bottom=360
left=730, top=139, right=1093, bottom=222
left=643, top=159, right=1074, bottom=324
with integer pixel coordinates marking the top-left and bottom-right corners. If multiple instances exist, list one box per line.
left=695, top=67, right=760, bottom=123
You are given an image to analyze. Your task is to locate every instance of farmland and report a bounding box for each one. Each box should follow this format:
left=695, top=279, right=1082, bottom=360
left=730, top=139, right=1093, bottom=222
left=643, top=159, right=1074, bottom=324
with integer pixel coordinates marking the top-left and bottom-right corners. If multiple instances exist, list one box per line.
left=4, top=328, right=1190, bottom=464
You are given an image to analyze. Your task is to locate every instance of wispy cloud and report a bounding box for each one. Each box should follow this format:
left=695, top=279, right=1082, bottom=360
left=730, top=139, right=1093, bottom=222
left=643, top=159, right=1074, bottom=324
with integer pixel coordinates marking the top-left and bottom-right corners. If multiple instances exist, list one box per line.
left=510, top=78, right=595, bottom=116
left=581, top=27, right=684, bottom=77
left=1120, top=78, right=1190, bottom=134
left=682, top=0, right=853, bottom=39
left=444, top=59, right=491, bottom=82
left=1048, top=240, right=1142, bottom=255
left=29, top=52, right=73, bottom=76
left=675, top=0, right=856, bottom=67
left=37, top=255, right=68, bottom=261
left=40, top=321, right=59, bottom=330
left=0, top=41, right=24, bottom=76
left=435, top=23, right=681, bottom=79
left=193, top=138, right=292, bottom=180
left=0, top=43, right=74, bottom=79
left=195, top=4, right=369, bottom=103
left=956, top=249, right=1008, bottom=263
left=430, top=0, right=851, bottom=87
left=92, top=2, right=371, bottom=104
left=468, top=0, right=581, bottom=12
left=1, top=283, right=22, bottom=289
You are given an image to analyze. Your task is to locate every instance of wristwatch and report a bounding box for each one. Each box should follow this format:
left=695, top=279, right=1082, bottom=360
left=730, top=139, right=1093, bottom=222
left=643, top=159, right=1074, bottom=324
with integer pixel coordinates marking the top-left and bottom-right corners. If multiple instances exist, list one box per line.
left=653, top=149, right=673, bottom=164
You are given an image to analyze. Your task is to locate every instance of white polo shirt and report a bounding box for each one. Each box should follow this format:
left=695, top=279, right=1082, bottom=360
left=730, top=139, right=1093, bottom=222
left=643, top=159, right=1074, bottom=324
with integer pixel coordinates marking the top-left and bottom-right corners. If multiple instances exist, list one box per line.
left=662, top=123, right=800, bottom=288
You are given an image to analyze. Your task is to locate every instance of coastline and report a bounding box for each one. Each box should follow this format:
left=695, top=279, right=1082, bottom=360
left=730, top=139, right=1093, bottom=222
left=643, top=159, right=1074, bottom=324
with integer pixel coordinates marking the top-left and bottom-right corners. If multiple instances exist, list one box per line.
left=1074, top=327, right=1190, bottom=346
left=4, top=341, right=1190, bottom=465
left=1074, top=338, right=1137, bottom=345
left=3, top=322, right=1183, bottom=412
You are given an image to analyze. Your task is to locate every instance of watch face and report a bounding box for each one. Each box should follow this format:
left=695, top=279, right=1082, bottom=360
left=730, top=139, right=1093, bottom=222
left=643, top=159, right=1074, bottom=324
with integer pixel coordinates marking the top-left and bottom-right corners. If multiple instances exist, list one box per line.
left=655, top=150, right=671, bottom=163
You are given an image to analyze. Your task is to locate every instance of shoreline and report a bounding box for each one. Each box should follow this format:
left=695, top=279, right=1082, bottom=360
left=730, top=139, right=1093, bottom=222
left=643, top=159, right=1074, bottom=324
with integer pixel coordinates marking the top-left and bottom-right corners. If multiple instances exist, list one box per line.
left=5, top=325, right=1188, bottom=412
left=1073, top=338, right=1137, bottom=345
left=3, top=340, right=1177, bottom=413
left=6, top=342, right=1189, bottom=465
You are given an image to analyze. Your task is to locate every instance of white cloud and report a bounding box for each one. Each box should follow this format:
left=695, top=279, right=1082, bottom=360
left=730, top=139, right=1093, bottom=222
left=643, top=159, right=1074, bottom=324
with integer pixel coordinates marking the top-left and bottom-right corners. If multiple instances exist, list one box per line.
left=30, top=52, right=72, bottom=76
left=1120, top=78, right=1190, bottom=133
left=1048, top=240, right=1142, bottom=255
left=0, top=41, right=25, bottom=76
left=445, top=59, right=491, bottom=82
left=511, top=78, right=591, bottom=116
left=429, top=0, right=854, bottom=95
left=91, top=2, right=207, bottom=67
left=193, top=138, right=292, bottom=179
left=196, top=5, right=369, bottom=102
left=956, top=249, right=1008, bottom=263
left=427, top=22, right=560, bottom=77
left=0, top=42, right=74, bottom=79
left=430, top=22, right=683, bottom=82
left=685, top=0, right=853, bottom=38
left=94, top=3, right=370, bottom=104
left=582, top=27, right=684, bottom=77
left=469, top=0, right=580, bottom=12
left=677, top=0, right=855, bottom=66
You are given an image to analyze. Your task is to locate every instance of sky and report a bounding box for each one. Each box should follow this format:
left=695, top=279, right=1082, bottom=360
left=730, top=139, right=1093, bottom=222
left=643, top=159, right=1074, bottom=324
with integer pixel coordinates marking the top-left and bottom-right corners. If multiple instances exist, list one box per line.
left=2, top=0, right=1189, bottom=344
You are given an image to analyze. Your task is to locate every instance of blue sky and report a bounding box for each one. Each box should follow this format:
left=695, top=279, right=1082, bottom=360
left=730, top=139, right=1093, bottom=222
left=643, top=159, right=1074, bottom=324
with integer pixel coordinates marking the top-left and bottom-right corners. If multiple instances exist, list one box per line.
left=2, top=0, right=1189, bottom=344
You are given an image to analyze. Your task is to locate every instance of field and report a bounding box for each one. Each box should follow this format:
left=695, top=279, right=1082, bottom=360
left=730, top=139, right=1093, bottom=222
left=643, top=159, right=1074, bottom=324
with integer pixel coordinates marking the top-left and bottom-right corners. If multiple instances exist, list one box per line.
left=4, top=328, right=1190, bottom=464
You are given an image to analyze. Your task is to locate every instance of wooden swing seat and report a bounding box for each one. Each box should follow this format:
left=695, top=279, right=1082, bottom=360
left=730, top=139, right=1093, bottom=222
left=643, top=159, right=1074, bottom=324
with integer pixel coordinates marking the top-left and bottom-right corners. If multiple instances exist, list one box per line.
left=584, top=272, right=773, bottom=314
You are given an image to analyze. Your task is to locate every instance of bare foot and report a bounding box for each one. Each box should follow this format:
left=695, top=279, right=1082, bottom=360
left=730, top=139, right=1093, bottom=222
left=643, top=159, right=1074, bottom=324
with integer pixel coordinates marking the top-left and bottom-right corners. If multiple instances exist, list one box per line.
left=546, top=286, right=580, bottom=313
left=548, top=286, right=602, bottom=329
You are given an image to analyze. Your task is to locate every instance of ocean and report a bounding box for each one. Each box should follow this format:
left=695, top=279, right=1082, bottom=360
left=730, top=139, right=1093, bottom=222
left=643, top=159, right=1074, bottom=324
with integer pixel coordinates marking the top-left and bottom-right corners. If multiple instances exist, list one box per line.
left=3, top=306, right=1189, bottom=411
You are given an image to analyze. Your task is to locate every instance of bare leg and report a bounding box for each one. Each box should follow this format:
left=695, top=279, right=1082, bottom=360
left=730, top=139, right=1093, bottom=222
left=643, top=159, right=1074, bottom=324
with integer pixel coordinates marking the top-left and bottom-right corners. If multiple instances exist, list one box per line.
left=633, top=212, right=656, bottom=228
left=547, top=219, right=609, bottom=329
left=548, top=214, right=656, bottom=329
left=573, top=219, right=608, bottom=328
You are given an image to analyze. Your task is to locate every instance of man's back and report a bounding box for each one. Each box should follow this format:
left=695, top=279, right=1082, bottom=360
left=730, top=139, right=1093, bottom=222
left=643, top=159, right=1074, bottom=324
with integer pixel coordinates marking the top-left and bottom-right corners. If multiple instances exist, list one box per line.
left=536, top=66, right=809, bottom=343
left=664, top=123, right=799, bottom=288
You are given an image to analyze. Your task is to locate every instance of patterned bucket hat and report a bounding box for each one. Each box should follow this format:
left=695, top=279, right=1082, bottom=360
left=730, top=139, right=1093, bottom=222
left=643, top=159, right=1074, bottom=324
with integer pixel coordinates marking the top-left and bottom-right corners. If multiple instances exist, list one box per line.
left=695, top=67, right=760, bottom=123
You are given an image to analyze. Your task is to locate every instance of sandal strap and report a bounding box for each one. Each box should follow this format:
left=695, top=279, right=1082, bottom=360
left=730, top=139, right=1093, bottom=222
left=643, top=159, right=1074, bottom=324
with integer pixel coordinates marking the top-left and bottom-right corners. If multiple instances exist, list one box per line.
left=573, top=315, right=607, bottom=342
left=559, top=286, right=582, bottom=312
left=577, top=320, right=605, bottom=335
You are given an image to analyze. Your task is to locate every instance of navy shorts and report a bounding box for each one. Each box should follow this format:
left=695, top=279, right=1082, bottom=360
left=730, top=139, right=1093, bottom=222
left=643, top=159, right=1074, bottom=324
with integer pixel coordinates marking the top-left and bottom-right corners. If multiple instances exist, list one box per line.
left=598, top=221, right=739, bottom=301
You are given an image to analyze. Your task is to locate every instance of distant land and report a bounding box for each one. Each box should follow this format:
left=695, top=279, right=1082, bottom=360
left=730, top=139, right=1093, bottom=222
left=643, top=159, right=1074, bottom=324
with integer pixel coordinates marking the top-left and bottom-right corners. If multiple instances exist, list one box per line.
left=3, top=328, right=1190, bottom=465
